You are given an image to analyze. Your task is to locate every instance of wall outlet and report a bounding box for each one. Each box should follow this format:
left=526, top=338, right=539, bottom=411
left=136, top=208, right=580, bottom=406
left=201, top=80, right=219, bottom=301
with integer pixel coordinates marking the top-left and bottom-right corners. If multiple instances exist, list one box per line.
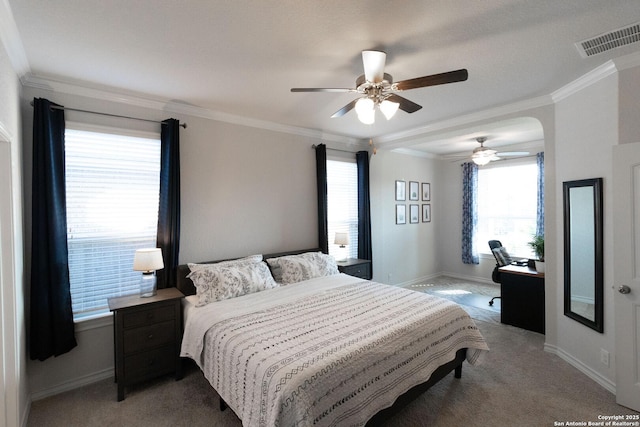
left=600, top=349, right=610, bottom=367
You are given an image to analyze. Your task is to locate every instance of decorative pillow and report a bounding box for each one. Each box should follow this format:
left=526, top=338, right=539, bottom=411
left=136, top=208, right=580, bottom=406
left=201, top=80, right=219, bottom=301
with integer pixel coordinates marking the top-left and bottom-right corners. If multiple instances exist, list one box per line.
left=187, top=261, right=277, bottom=306
left=188, top=254, right=263, bottom=272
left=269, top=252, right=338, bottom=285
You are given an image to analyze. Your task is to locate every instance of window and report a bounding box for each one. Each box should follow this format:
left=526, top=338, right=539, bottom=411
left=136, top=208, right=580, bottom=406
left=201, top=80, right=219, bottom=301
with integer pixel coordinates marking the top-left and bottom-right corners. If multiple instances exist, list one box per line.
left=476, top=160, right=538, bottom=257
left=327, top=159, right=358, bottom=260
left=65, top=126, right=161, bottom=320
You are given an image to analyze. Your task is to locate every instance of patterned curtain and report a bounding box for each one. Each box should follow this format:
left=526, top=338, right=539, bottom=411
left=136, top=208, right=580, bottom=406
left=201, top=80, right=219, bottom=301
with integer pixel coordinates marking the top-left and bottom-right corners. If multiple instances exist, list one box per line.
left=461, top=162, right=479, bottom=264
left=536, top=152, right=545, bottom=237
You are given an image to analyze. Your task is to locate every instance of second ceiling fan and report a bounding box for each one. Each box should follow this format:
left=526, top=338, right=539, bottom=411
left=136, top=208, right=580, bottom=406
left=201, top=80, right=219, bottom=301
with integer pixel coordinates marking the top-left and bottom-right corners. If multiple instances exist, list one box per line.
left=291, top=50, right=468, bottom=124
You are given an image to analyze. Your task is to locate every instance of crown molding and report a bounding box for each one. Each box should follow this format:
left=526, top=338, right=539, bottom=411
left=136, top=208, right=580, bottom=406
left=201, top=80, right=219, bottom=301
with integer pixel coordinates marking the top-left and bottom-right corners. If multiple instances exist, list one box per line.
left=376, top=95, right=552, bottom=148
left=20, top=73, right=361, bottom=146
left=551, top=61, right=618, bottom=103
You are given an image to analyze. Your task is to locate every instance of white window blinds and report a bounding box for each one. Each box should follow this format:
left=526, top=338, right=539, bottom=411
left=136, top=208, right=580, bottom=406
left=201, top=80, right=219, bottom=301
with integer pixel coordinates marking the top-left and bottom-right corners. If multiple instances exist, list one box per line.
left=327, top=159, right=359, bottom=260
left=65, top=127, right=160, bottom=320
left=477, top=160, right=537, bottom=257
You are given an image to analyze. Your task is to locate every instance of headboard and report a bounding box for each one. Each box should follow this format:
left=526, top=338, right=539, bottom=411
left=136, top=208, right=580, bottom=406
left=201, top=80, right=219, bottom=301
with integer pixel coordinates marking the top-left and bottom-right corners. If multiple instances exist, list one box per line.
left=175, top=248, right=321, bottom=296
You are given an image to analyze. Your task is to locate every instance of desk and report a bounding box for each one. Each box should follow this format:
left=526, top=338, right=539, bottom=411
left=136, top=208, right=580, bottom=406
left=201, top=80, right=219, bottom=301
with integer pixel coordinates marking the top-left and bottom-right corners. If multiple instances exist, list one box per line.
left=498, top=265, right=545, bottom=333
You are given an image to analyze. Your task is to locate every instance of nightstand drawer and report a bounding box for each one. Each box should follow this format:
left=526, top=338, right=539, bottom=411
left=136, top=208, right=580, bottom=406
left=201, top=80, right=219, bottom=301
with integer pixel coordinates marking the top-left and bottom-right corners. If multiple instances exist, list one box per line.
left=123, top=304, right=175, bottom=329
left=109, top=287, right=184, bottom=401
left=124, top=345, right=176, bottom=383
left=340, top=263, right=371, bottom=279
left=123, top=320, right=176, bottom=354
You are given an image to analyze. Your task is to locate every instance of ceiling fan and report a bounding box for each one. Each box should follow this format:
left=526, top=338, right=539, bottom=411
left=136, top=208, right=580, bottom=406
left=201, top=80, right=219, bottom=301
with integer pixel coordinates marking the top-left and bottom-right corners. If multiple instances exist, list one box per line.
left=470, top=137, right=529, bottom=165
left=291, top=50, right=468, bottom=124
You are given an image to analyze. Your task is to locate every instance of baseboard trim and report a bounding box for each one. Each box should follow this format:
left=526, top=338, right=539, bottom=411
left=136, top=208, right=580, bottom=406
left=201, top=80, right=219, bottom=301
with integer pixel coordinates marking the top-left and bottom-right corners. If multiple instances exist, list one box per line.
left=543, top=343, right=616, bottom=394
left=30, top=367, right=114, bottom=402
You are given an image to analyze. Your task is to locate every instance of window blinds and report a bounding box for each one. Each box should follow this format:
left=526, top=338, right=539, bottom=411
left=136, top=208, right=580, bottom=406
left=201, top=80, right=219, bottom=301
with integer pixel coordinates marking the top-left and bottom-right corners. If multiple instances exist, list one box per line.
left=65, top=128, right=160, bottom=320
left=327, top=159, right=359, bottom=260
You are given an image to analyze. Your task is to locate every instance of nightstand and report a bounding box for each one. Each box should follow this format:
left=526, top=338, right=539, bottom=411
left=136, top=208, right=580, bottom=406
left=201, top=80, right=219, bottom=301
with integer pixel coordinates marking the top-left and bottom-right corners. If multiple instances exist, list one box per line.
left=108, top=287, right=184, bottom=401
left=336, top=258, right=372, bottom=280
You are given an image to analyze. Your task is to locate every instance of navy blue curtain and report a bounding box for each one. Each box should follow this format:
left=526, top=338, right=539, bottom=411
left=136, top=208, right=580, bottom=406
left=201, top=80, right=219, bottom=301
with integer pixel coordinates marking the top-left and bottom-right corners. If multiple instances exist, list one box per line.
left=156, top=119, right=181, bottom=289
left=536, top=152, right=545, bottom=237
left=30, top=98, right=77, bottom=361
left=315, top=144, right=329, bottom=254
left=356, top=151, right=372, bottom=265
left=461, top=162, right=479, bottom=264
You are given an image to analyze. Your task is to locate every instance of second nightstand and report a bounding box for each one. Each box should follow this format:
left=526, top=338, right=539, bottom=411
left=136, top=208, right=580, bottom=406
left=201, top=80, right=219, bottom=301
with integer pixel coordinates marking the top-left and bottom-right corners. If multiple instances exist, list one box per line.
left=336, top=258, right=372, bottom=280
left=108, top=287, right=184, bottom=401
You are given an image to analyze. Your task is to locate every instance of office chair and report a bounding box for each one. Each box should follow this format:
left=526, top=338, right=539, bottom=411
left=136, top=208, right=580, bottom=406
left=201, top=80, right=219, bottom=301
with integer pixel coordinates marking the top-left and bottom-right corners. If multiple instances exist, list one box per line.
left=488, top=240, right=507, bottom=306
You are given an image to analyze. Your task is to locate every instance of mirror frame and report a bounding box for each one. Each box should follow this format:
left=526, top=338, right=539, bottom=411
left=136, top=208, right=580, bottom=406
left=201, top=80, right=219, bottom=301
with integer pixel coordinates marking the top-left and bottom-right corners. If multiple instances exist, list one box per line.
left=563, top=177, right=604, bottom=332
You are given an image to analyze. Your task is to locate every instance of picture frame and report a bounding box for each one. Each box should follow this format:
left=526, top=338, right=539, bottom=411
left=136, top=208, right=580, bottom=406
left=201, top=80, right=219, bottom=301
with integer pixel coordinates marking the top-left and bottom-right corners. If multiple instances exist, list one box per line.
left=410, top=204, right=419, bottom=224
left=396, top=204, right=406, bottom=224
left=395, top=180, right=406, bottom=201
left=409, top=181, right=419, bottom=201
left=422, top=204, right=431, bottom=222
left=422, top=183, right=431, bottom=201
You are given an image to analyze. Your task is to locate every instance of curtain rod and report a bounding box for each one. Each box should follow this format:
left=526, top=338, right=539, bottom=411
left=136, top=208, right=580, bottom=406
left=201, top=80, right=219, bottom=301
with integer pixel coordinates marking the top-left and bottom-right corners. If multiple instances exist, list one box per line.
left=311, top=144, right=357, bottom=154
left=30, top=101, right=187, bottom=128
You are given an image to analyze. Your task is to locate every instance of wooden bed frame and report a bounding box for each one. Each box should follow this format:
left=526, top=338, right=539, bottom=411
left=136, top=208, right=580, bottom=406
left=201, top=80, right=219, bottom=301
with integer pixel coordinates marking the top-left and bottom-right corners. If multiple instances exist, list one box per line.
left=175, top=248, right=468, bottom=425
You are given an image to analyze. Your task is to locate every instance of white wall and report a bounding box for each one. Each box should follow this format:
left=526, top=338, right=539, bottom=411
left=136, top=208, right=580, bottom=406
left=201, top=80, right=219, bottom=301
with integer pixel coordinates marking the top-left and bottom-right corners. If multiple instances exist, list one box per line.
left=0, top=40, right=27, bottom=427
left=369, top=150, right=440, bottom=285
left=553, top=73, right=618, bottom=389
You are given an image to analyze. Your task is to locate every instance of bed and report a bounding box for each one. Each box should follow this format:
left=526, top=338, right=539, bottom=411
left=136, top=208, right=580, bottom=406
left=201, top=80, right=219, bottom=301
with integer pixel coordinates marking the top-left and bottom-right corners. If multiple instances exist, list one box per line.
left=177, top=249, right=488, bottom=426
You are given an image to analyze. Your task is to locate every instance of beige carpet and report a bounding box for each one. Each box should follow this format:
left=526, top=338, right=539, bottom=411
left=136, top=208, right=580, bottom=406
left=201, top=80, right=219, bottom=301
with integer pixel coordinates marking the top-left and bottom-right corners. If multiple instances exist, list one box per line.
left=28, top=277, right=638, bottom=427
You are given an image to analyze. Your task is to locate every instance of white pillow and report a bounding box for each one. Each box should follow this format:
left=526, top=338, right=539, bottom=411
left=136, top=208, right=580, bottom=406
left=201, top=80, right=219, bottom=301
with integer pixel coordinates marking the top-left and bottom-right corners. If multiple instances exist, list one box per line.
left=187, top=261, right=277, bottom=306
left=268, top=252, right=338, bottom=285
left=188, top=254, right=263, bottom=272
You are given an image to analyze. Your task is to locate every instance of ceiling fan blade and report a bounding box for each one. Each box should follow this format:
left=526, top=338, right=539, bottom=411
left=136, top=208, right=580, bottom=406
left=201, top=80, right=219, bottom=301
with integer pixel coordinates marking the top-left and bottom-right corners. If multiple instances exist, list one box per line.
left=291, top=88, right=354, bottom=93
left=496, top=151, right=530, bottom=157
left=394, top=69, right=468, bottom=91
left=331, top=99, right=358, bottom=118
left=362, top=50, right=386, bottom=83
left=386, top=94, right=422, bottom=114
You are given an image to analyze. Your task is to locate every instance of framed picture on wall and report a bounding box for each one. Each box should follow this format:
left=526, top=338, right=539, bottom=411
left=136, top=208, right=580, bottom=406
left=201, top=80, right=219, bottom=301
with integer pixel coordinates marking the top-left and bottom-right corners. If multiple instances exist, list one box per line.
left=396, top=204, right=406, bottom=224
left=422, top=204, right=431, bottom=222
left=422, top=183, right=431, bottom=201
left=410, top=204, right=419, bottom=224
left=395, top=180, right=406, bottom=201
left=409, top=181, right=419, bottom=201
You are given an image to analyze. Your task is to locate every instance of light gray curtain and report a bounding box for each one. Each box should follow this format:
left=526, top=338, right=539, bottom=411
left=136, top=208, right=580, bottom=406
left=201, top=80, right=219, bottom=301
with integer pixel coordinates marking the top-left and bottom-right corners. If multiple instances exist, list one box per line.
left=536, top=152, right=544, bottom=237
left=461, top=162, right=479, bottom=264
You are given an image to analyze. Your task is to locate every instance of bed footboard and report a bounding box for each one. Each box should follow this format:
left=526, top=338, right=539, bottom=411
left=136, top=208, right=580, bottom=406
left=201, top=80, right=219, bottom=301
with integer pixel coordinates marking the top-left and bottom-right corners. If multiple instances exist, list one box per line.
left=365, top=348, right=467, bottom=426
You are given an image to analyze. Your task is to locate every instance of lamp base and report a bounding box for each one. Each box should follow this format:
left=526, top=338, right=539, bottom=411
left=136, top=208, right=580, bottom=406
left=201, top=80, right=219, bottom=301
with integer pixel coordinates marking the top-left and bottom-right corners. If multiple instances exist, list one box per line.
left=140, top=272, right=157, bottom=298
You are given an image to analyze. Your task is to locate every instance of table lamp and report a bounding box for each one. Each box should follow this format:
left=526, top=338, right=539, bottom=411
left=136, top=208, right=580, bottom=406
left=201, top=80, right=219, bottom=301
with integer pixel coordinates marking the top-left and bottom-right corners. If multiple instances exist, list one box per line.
left=334, top=232, right=349, bottom=262
left=133, top=248, right=164, bottom=297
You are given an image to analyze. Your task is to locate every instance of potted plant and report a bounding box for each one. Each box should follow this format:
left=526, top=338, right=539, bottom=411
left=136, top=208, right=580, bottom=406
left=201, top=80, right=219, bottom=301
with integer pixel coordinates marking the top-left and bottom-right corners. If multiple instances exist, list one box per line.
left=528, top=234, right=545, bottom=272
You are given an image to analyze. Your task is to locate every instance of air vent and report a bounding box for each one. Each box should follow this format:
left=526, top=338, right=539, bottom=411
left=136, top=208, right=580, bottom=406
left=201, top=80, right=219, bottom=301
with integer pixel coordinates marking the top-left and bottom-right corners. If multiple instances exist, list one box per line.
left=576, top=22, right=640, bottom=58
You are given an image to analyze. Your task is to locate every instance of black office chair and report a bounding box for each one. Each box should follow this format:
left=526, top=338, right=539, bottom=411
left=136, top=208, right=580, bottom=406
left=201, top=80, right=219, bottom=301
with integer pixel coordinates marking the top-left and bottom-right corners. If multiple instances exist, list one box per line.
left=488, top=240, right=507, bottom=306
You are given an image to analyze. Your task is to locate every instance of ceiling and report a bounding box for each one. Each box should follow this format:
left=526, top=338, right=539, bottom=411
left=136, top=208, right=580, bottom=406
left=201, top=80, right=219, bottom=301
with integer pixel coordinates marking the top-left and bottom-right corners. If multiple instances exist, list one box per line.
left=4, top=0, right=640, bottom=157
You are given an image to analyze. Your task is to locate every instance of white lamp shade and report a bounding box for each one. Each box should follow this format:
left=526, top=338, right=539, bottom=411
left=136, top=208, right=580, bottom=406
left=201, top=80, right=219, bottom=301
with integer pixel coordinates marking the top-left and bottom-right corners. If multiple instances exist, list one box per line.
left=334, top=232, right=349, bottom=246
left=133, top=248, right=164, bottom=272
left=355, top=98, right=375, bottom=124
left=379, top=100, right=399, bottom=120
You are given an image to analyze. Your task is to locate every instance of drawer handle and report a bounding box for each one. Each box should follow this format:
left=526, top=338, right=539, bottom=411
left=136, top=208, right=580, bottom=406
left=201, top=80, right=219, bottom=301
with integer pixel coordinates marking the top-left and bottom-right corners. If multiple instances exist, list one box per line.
left=147, top=358, right=156, bottom=366
left=146, top=312, right=154, bottom=320
left=147, top=334, right=154, bottom=340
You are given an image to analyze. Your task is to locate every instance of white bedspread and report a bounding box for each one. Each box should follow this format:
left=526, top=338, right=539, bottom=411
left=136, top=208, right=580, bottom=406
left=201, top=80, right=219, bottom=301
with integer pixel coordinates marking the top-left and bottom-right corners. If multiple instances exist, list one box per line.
left=181, top=273, right=489, bottom=427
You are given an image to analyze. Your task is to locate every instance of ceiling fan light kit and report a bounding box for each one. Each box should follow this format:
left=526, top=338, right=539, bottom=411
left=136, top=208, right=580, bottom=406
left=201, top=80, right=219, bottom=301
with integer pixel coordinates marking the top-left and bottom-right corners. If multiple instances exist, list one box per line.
left=471, top=137, right=498, bottom=165
left=291, top=49, right=468, bottom=124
